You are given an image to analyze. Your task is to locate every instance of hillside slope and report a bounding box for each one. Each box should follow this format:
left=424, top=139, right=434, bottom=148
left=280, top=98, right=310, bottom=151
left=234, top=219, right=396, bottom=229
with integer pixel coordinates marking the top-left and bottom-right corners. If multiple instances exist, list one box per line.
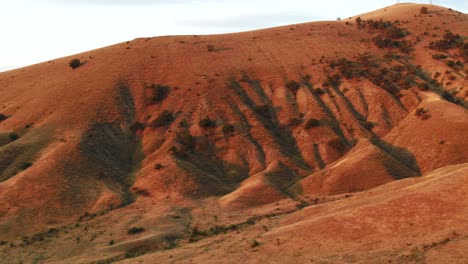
left=0, top=3, right=466, bottom=263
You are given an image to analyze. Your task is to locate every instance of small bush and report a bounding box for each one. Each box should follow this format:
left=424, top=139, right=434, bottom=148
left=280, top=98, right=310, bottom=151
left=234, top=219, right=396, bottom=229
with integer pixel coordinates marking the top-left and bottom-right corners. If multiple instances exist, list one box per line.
left=154, top=163, right=165, bottom=170
left=285, top=80, right=300, bottom=94
left=207, top=45, right=215, bottom=52
left=124, top=246, right=150, bottom=259
left=130, top=122, right=145, bottom=133
left=251, top=240, right=260, bottom=248
left=446, top=60, right=455, bottom=67
left=109, top=240, right=115, bottom=245
left=8, top=132, right=19, bottom=142
left=19, top=162, right=33, bottom=171
left=415, top=107, right=431, bottom=119
left=254, top=105, right=272, bottom=119
left=432, top=53, right=448, bottom=60
left=420, top=7, right=429, bottom=14
left=69, top=59, right=81, bottom=69
left=151, top=110, right=174, bottom=128
left=287, top=118, right=303, bottom=126
left=222, top=123, right=236, bottom=135
left=305, top=118, right=320, bottom=129
left=327, top=74, right=342, bottom=88
left=0, top=114, right=7, bottom=121
left=429, top=30, right=463, bottom=51
left=313, top=88, right=325, bottom=95
left=328, top=138, right=348, bottom=153
left=363, top=121, right=375, bottom=130
left=175, top=130, right=196, bottom=150
left=199, top=118, right=217, bottom=128
left=127, top=227, right=145, bottom=235
left=147, top=84, right=170, bottom=103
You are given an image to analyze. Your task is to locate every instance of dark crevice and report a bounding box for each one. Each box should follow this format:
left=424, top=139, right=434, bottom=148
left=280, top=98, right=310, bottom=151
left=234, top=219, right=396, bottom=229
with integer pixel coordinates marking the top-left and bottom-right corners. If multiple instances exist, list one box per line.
left=226, top=99, right=266, bottom=167
left=303, top=81, right=352, bottom=147
left=229, top=79, right=311, bottom=171
left=313, top=144, right=326, bottom=170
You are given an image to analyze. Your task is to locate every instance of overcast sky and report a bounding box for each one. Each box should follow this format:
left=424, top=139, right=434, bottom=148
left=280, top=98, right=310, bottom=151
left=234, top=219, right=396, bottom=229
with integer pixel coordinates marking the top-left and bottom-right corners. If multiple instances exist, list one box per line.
left=0, top=0, right=466, bottom=71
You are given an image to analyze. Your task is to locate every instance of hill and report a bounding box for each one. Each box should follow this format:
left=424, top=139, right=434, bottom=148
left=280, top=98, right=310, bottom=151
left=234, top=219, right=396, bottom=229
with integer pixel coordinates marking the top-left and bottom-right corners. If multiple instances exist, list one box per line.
left=0, top=3, right=467, bottom=263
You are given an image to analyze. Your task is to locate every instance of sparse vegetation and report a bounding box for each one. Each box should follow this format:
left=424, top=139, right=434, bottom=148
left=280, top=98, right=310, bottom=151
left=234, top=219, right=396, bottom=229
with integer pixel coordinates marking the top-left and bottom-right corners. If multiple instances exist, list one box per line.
left=305, top=118, right=320, bottom=129
left=432, top=53, right=448, bottom=60
left=254, top=105, right=272, bottom=119
left=285, top=80, right=301, bottom=94
left=287, top=118, right=303, bottom=127
left=130, top=122, right=145, bottom=133
left=207, top=45, right=215, bottom=52
left=149, top=84, right=171, bottom=104
left=222, top=123, right=236, bottom=136
left=363, top=121, right=375, bottom=130
left=420, top=7, right=429, bottom=14
left=154, top=163, right=165, bottom=170
left=313, top=88, right=325, bottom=95
left=328, top=138, right=348, bottom=153
left=251, top=239, right=260, bottom=248
left=69, top=59, right=81, bottom=69
left=198, top=118, right=217, bottom=128
left=19, top=162, right=33, bottom=171
left=429, top=30, right=464, bottom=51
left=354, top=18, right=412, bottom=53
left=127, top=227, right=145, bottom=235
left=151, top=110, right=174, bottom=128
left=415, top=107, right=431, bottom=120
left=327, top=74, right=342, bottom=88
left=124, top=246, right=150, bottom=259
left=8, top=132, right=19, bottom=142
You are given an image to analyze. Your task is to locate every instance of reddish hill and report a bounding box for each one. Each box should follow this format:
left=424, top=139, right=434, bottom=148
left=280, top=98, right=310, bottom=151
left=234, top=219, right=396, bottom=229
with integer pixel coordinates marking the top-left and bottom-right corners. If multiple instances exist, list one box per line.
left=0, top=3, right=466, bottom=263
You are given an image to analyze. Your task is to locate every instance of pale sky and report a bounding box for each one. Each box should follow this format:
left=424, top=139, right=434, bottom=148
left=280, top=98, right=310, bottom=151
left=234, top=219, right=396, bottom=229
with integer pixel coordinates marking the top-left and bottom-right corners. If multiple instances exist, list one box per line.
left=0, top=0, right=466, bottom=71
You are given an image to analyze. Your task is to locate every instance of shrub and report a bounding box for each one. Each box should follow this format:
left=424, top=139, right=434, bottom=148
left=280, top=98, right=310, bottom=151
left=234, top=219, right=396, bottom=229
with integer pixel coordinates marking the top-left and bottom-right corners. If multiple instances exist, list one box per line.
left=415, top=107, right=431, bottom=120
left=251, top=240, right=260, bottom=248
left=285, top=80, right=301, bottom=94
left=151, top=110, right=174, bottom=128
left=130, top=122, right=145, bottom=133
left=414, top=107, right=428, bottom=116
left=19, top=162, right=33, bottom=171
left=446, top=60, right=455, bottom=67
left=327, top=74, right=342, bottom=88
left=127, top=227, right=145, bottom=235
left=254, top=105, right=271, bottom=119
left=69, top=59, right=81, bottom=69
left=363, top=121, right=375, bottom=130
left=207, top=45, right=215, bottom=52
left=429, top=30, right=463, bottom=51
left=313, top=88, right=325, bottom=96
left=420, top=7, right=429, bottom=14
left=124, top=246, right=150, bottom=259
left=222, top=123, right=236, bottom=135
left=287, top=118, right=303, bottom=126
left=328, top=138, right=348, bottom=153
left=198, top=118, right=217, bottom=128
left=175, top=130, right=196, bottom=150
left=8, top=132, right=19, bottom=142
left=0, top=114, right=6, bottom=121
left=305, top=118, right=320, bottom=129
left=147, top=84, right=170, bottom=103
left=154, top=163, right=165, bottom=170
left=109, top=240, right=115, bottom=245
left=432, top=53, right=448, bottom=60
